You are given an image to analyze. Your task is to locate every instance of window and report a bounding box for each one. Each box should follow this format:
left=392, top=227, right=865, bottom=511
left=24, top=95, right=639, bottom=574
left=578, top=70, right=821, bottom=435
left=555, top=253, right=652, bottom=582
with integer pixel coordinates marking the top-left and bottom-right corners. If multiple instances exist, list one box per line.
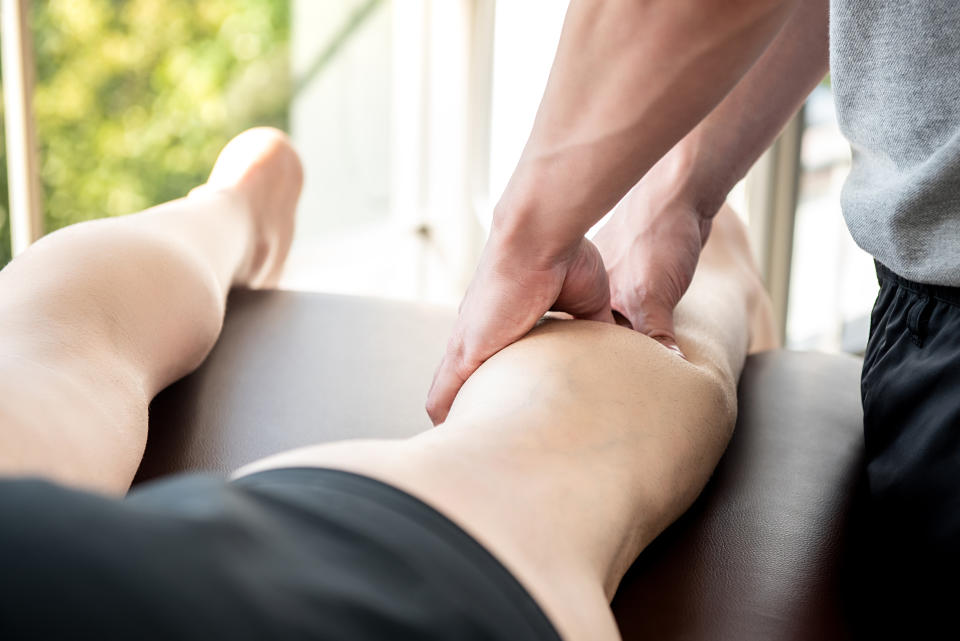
left=2, top=1, right=876, bottom=356
left=0, top=0, right=290, bottom=265
left=787, top=84, right=876, bottom=353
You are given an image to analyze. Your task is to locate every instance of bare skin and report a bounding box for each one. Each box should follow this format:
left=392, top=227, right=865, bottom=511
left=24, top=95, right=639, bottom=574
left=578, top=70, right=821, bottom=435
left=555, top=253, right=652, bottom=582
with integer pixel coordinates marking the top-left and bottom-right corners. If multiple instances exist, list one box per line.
left=0, top=127, right=301, bottom=493
left=237, top=209, right=776, bottom=639
left=0, top=130, right=774, bottom=640
left=426, top=0, right=798, bottom=424
left=593, top=0, right=828, bottom=342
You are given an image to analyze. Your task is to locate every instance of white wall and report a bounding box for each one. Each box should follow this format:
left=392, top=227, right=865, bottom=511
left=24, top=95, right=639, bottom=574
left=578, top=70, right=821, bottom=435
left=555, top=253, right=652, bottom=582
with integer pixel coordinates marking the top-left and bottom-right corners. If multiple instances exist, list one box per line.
left=487, top=1, right=568, bottom=227
left=290, top=0, right=392, bottom=239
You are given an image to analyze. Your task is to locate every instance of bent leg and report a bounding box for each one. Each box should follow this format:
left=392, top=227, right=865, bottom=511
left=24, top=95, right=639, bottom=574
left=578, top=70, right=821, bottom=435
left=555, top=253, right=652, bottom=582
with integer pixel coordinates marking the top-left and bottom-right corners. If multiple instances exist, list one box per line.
left=238, top=205, right=775, bottom=641
left=0, top=128, right=301, bottom=494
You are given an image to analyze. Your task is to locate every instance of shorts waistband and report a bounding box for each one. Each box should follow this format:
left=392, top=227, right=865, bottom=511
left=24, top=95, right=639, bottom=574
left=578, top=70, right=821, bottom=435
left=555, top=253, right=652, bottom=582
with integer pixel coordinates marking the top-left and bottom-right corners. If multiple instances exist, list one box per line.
left=876, top=261, right=960, bottom=306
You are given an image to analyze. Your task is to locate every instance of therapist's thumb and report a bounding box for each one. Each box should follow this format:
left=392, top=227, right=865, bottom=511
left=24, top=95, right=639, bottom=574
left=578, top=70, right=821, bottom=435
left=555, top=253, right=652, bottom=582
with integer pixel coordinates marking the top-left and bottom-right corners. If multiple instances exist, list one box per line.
left=426, top=353, right=463, bottom=425
left=627, top=304, right=684, bottom=358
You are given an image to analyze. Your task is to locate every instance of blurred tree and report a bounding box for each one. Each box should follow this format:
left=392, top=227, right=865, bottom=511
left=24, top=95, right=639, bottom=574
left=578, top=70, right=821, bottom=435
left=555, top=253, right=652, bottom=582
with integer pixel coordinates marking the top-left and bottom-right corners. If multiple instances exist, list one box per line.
left=0, top=0, right=289, bottom=267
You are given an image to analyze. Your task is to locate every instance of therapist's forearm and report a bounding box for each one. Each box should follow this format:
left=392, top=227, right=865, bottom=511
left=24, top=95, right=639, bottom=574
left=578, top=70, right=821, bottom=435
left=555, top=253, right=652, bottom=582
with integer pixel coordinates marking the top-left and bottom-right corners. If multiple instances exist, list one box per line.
left=493, top=0, right=799, bottom=258
left=661, top=0, right=830, bottom=220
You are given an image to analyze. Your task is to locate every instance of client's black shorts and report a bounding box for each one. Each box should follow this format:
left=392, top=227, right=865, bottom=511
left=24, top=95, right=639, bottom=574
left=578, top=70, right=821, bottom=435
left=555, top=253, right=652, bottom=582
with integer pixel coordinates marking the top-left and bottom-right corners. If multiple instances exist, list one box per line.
left=0, top=468, right=561, bottom=641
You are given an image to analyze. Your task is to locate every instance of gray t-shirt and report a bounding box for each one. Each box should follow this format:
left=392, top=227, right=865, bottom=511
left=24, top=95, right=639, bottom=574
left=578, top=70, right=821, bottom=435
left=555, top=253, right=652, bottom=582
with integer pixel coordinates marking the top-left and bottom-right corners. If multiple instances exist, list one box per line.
left=831, top=0, right=960, bottom=285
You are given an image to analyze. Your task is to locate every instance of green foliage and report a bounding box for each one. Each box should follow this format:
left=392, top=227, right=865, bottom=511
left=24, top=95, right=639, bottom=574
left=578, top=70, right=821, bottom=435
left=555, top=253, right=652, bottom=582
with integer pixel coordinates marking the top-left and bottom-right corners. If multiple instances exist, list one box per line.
left=0, top=0, right=290, bottom=266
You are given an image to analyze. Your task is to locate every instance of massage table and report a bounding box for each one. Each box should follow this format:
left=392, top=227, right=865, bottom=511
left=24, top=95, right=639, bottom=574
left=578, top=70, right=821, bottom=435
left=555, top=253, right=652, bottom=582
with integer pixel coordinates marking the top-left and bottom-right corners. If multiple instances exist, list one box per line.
left=138, top=289, right=867, bottom=639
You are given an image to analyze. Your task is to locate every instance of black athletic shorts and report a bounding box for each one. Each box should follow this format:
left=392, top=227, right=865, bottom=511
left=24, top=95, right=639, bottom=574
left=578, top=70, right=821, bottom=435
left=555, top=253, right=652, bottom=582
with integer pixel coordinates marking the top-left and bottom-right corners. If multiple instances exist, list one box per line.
left=858, top=261, right=960, bottom=630
left=0, top=467, right=561, bottom=641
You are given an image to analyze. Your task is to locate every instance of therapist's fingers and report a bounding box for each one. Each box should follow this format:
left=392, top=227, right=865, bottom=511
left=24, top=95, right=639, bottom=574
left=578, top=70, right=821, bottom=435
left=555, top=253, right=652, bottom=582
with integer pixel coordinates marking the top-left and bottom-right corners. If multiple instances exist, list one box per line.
left=426, top=282, right=534, bottom=426
left=617, top=294, right=685, bottom=358
left=426, top=237, right=615, bottom=425
left=638, top=314, right=684, bottom=357
left=552, top=237, right=616, bottom=325
left=426, top=352, right=465, bottom=425
left=426, top=304, right=540, bottom=425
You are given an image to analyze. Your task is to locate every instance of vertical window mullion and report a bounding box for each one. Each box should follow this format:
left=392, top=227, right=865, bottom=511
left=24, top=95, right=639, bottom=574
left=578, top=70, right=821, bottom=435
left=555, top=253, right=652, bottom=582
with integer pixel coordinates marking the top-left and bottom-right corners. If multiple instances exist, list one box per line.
left=1, top=0, right=43, bottom=257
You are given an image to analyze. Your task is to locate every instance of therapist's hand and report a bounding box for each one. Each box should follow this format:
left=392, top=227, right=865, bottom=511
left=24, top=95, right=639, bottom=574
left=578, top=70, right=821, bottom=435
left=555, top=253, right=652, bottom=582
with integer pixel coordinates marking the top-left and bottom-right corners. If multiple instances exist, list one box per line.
left=426, top=230, right=614, bottom=425
left=592, top=179, right=712, bottom=356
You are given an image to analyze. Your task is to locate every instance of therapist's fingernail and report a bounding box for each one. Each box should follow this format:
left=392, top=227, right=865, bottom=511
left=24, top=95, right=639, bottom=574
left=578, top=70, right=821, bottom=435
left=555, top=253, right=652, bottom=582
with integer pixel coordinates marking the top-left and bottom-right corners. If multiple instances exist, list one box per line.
left=651, top=335, right=685, bottom=359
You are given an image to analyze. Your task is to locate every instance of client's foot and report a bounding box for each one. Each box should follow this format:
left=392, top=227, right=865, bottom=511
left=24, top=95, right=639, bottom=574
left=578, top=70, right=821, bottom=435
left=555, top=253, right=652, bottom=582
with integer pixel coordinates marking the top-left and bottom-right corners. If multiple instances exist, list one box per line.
left=195, top=127, right=304, bottom=288
left=703, top=205, right=779, bottom=352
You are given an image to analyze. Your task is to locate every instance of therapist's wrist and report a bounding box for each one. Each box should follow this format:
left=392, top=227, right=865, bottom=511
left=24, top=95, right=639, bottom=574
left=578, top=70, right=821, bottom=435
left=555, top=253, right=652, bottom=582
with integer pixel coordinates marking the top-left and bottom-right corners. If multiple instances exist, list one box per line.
left=603, top=145, right=725, bottom=249
left=654, top=130, right=738, bottom=222
left=489, top=180, right=586, bottom=270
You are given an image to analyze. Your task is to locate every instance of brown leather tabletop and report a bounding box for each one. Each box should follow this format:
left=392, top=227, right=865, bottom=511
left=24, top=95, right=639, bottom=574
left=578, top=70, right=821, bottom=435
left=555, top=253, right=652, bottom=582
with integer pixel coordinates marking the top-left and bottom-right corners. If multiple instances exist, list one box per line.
left=140, top=289, right=866, bottom=640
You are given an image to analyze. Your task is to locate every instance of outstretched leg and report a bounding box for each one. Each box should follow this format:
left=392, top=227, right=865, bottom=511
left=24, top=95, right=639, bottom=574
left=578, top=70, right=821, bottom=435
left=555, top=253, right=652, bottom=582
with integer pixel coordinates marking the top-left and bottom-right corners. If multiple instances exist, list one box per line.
left=238, top=205, right=776, bottom=641
left=0, top=123, right=768, bottom=640
left=0, top=128, right=302, bottom=494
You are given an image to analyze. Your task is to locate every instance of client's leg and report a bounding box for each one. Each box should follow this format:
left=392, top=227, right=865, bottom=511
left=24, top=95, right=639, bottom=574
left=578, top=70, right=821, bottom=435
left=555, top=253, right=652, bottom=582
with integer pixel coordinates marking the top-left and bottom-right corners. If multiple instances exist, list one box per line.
left=0, top=128, right=301, bottom=494
left=237, top=205, right=776, bottom=641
